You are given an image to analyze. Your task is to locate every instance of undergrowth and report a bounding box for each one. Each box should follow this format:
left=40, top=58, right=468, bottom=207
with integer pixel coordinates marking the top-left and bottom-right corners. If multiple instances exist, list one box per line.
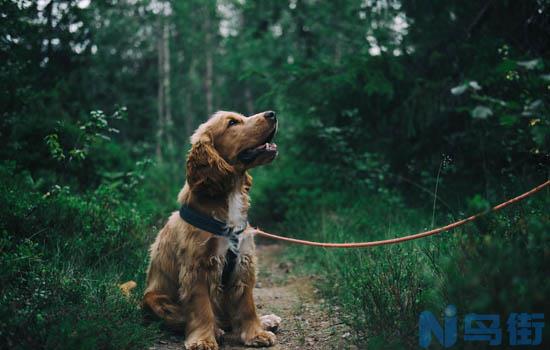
left=0, top=104, right=187, bottom=349
left=0, top=159, right=179, bottom=349
left=267, top=187, right=549, bottom=348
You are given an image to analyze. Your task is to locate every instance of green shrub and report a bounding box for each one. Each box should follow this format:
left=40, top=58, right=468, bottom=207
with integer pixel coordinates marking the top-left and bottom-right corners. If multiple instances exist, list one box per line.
left=0, top=163, right=164, bottom=349
left=438, top=195, right=549, bottom=349
left=278, top=186, right=549, bottom=348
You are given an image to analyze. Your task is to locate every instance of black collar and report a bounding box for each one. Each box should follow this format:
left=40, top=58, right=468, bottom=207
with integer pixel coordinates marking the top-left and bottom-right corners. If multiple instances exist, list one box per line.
left=179, top=204, right=234, bottom=237
left=179, top=204, right=245, bottom=286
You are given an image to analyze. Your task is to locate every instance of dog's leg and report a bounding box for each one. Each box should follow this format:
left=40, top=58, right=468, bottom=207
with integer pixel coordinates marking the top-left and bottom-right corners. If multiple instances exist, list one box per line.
left=183, top=288, right=218, bottom=349
left=227, top=253, right=276, bottom=347
left=181, top=279, right=219, bottom=350
left=142, top=291, right=185, bottom=330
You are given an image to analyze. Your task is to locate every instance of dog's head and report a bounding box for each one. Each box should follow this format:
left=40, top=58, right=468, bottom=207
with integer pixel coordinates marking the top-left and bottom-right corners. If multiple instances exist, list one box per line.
left=186, top=111, right=278, bottom=194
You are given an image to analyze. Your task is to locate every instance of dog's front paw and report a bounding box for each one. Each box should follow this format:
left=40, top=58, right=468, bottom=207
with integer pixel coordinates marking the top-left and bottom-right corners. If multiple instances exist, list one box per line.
left=260, top=314, right=282, bottom=333
left=242, top=329, right=276, bottom=347
left=185, top=338, right=218, bottom=350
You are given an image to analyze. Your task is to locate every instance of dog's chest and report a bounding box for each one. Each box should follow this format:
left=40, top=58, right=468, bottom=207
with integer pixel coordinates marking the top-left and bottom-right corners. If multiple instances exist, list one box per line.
left=226, top=189, right=247, bottom=229
left=211, top=190, right=250, bottom=257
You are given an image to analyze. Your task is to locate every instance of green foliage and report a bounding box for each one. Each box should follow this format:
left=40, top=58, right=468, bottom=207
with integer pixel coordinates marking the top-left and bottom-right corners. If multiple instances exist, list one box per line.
left=0, top=235, right=157, bottom=350
left=0, top=159, right=171, bottom=349
left=44, top=108, right=126, bottom=164
left=280, top=187, right=549, bottom=348
left=452, top=49, right=549, bottom=160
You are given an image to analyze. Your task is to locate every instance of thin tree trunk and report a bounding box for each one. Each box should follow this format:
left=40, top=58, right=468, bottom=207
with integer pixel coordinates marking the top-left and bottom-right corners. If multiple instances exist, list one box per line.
left=204, top=9, right=214, bottom=115
left=163, top=22, right=174, bottom=157
left=295, top=0, right=312, bottom=58
left=45, top=1, right=53, bottom=59
left=185, top=60, right=195, bottom=138
left=156, top=19, right=165, bottom=162
left=177, top=48, right=194, bottom=139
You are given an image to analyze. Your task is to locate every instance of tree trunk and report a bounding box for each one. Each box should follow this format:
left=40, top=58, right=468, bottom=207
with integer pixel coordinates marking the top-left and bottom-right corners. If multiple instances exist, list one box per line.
left=163, top=21, right=174, bottom=157
left=45, top=1, right=53, bottom=59
left=204, top=9, right=214, bottom=115
left=156, top=13, right=175, bottom=162
left=156, top=18, right=165, bottom=162
left=185, top=59, right=195, bottom=139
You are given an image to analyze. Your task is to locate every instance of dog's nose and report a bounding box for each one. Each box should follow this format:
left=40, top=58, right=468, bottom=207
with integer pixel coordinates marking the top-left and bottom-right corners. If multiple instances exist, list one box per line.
left=264, top=111, right=276, bottom=120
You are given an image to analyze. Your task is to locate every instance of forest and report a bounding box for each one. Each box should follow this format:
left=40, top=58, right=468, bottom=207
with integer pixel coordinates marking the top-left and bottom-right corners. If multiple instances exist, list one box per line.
left=1, top=0, right=549, bottom=349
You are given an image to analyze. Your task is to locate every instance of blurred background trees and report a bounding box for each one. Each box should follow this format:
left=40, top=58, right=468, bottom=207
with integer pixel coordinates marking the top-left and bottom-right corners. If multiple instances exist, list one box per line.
left=2, top=0, right=547, bottom=201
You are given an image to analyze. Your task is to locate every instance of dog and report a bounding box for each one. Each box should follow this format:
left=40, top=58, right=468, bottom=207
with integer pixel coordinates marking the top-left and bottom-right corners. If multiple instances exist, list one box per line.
left=143, top=111, right=279, bottom=350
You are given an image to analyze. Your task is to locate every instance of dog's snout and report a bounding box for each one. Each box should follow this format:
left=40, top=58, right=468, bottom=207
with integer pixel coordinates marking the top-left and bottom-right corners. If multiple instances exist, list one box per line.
left=264, top=111, right=276, bottom=120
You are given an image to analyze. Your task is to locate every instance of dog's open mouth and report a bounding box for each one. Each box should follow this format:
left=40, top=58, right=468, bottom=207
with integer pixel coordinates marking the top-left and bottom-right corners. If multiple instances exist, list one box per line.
left=237, top=128, right=278, bottom=163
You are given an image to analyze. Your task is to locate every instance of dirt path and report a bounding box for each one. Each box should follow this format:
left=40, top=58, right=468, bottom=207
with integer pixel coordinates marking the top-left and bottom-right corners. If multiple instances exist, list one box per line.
left=151, top=244, right=355, bottom=350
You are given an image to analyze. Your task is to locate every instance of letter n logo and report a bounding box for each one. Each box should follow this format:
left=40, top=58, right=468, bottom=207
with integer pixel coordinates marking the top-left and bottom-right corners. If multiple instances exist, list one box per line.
left=419, top=305, right=458, bottom=348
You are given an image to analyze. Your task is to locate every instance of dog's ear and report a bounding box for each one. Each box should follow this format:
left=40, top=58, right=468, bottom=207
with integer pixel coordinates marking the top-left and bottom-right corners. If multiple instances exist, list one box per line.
left=186, top=133, right=234, bottom=195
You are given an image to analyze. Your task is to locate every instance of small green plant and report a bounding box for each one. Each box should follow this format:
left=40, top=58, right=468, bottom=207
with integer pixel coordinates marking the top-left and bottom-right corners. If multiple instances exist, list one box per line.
left=44, top=108, right=126, bottom=164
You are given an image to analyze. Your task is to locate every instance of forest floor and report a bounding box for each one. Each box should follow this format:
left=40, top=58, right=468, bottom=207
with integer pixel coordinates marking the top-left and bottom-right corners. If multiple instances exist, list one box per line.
left=151, top=244, right=356, bottom=350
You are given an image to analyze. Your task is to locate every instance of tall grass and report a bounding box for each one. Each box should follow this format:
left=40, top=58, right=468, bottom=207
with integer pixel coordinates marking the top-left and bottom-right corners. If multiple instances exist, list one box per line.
left=265, top=187, right=549, bottom=348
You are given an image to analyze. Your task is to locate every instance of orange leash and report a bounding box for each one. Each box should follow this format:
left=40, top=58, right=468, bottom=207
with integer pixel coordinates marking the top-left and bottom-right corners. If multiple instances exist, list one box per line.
left=254, top=180, right=549, bottom=248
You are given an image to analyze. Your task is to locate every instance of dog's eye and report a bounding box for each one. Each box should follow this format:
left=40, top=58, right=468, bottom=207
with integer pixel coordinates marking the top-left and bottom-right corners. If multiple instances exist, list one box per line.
left=228, top=119, right=238, bottom=127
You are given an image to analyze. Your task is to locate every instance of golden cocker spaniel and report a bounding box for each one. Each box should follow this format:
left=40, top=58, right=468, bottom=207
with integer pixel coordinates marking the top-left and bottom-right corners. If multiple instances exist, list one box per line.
left=143, top=111, right=279, bottom=350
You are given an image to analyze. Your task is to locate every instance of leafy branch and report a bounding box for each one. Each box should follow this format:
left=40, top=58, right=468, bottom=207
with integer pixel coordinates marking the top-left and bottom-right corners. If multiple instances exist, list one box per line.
left=44, top=107, right=127, bottom=164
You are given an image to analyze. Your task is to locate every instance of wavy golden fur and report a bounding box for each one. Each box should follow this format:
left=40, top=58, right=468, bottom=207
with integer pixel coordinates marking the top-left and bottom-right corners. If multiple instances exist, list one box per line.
left=143, top=111, right=279, bottom=350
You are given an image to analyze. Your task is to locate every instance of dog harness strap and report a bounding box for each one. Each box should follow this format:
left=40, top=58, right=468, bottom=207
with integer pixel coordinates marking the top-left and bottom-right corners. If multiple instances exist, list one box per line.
left=179, top=204, right=243, bottom=287
left=222, top=234, right=239, bottom=286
